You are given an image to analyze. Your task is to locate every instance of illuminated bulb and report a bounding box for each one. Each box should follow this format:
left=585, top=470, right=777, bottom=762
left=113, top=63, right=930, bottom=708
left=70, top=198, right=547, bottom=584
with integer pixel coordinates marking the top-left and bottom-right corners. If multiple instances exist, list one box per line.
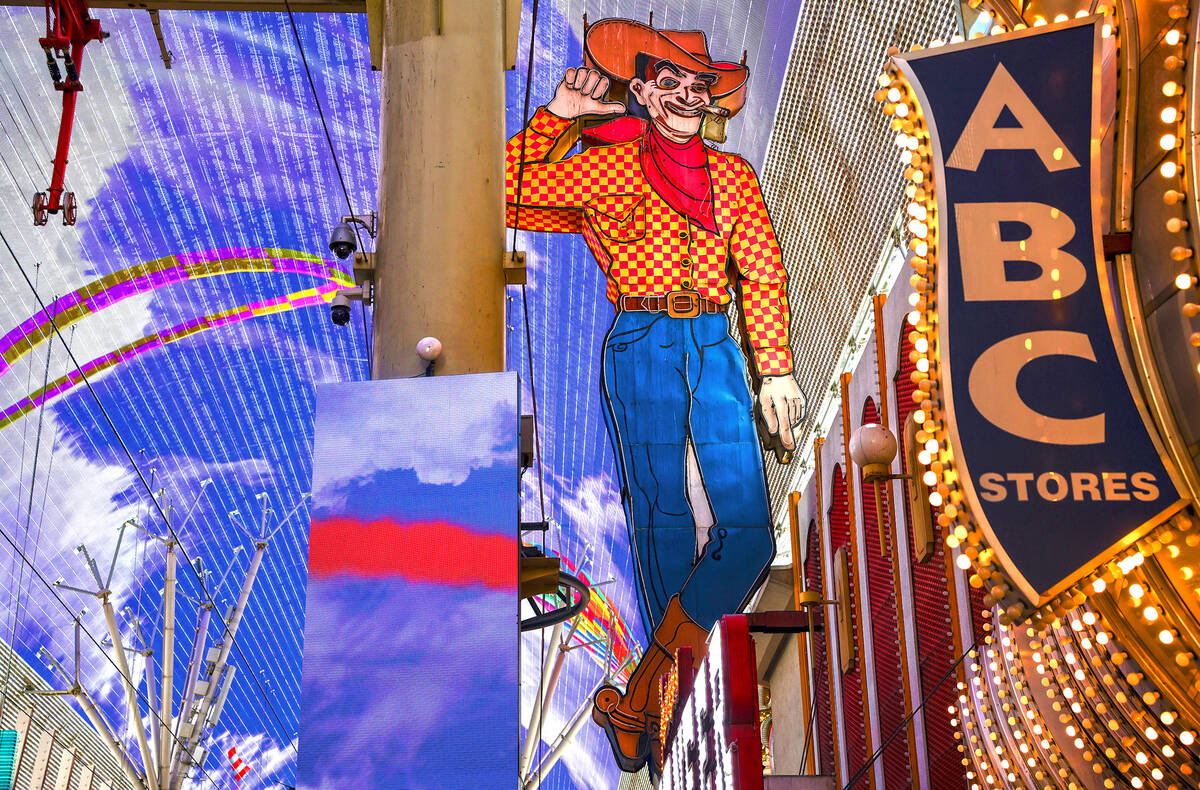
left=918, top=450, right=932, bottom=465
left=1146, top=727, right=1158, bottom=740
left=1168, top=217, right=1189, bottom=233
left=1161, top=711, right=1176, bottom=725
left=913, top=409, right=927, bottom=424
left=1152, top=768, right=1164, bottom=782
left=1144, top=606, right=1160, bottom=622
left=1162, top=161, right=1179, bottom=178
left=1177, top=272, right=1197, bottom=289
left=1092, top=578, right=1107, bottom=593
left=930, top=491, right=944, bottom=507
left=1159, top=629, right=1175, bottom=645
left=1053, top=13, right=1069, bottom=22
left=1096, top=631, right=1109, bottom=645
left=907, top=310, right=920, bottom=326
left=917, top=358, right=930, bottom=372
left=924, top=470, right=939, bottom=486
left=1129, top=583, right=1145, bottom=598
left=915, top=337, right=929, bottom=353
left=1162, top=106, right=1180, bottom=123
left=1161, top=133, right=1180, bottom=150
left=925, top=438, right=939, bottom=453
left=1164, top=81, right=1182, bottom=97
left=957, top=552, right=972, bottom=570
left=1182, top=731, right=1195, bottom=746
left=887, top=87, right=902, bottom=102
left=1166, top=29, right=1186, bottom=46
left=895, top=103, right=909, bottom=118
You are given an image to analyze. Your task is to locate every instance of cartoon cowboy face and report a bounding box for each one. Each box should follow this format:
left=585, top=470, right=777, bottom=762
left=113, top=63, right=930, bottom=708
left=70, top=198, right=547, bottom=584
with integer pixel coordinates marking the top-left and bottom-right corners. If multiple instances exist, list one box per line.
left=629, top=60, right=717, bottom=139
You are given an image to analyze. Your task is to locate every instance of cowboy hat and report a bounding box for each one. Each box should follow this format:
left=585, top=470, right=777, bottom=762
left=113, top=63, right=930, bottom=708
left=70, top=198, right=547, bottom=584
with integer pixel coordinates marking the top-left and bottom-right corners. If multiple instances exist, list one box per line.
left=583, top=18, right=749, bottom=116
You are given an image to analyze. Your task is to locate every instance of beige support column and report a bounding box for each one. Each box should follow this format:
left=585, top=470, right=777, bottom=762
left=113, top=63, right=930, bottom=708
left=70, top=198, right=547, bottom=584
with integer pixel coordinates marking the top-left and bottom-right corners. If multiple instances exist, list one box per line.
left=373, top=0, right=507, bottom=378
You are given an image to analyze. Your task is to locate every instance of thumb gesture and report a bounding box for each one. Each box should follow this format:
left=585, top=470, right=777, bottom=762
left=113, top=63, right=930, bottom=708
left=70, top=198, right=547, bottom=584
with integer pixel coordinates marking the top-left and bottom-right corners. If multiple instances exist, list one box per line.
left=546, top=68, right=626, bottom=119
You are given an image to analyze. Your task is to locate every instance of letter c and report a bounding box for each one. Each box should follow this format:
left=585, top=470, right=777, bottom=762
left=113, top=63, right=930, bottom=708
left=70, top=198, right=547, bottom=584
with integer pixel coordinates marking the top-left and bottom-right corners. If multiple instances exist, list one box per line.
left=967, top=330, right=1105, bottom=445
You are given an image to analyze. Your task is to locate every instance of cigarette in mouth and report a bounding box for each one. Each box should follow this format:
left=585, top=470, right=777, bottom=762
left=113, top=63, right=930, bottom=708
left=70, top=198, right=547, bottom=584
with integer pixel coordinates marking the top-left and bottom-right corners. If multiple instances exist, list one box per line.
left=701, top=104, right=730, bottom=118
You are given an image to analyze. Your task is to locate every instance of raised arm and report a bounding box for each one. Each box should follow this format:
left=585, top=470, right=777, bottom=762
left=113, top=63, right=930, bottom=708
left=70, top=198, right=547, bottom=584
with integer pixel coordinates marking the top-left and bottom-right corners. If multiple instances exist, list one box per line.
left=506, top=68, right=625, bottom=233
left=729, top=158, right=806, bottom=449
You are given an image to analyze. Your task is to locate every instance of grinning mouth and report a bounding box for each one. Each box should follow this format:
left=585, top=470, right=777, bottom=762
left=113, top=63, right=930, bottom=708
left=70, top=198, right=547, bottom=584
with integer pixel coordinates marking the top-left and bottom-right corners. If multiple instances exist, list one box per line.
left=663, top=101, right=703, bottom=118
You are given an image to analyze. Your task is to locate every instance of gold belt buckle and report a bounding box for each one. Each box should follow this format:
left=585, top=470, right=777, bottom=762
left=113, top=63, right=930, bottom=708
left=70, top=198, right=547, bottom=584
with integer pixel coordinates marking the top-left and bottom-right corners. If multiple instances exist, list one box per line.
left=666, top=290, right=701, bottom=318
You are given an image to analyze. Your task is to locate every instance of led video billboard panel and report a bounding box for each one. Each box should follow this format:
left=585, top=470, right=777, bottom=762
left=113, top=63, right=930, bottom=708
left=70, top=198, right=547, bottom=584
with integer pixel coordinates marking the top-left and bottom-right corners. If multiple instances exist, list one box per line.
left=297, top=372, right=519, bottom=790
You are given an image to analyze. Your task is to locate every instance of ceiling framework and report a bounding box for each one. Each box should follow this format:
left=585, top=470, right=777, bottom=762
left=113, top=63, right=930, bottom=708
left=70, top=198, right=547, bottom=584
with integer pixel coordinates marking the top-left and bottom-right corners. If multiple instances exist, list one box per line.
left=756, top=0, right=962, bottom=517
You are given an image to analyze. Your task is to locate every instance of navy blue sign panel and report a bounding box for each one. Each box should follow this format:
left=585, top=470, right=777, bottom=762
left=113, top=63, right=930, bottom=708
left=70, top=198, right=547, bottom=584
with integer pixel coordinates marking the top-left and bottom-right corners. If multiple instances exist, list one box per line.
left=897, top=20, right=1184, bottom=603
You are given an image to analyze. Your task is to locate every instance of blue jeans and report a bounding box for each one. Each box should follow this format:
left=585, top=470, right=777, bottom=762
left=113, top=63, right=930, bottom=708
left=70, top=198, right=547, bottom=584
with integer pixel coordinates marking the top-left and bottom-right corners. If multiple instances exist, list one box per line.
left=601, top=310, right=775, bottom=634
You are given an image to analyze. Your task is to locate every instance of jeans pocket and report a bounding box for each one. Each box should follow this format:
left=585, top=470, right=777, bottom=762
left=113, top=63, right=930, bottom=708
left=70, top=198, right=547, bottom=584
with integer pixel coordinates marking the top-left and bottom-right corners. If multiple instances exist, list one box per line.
left=605, top=315, right=663, bottom=351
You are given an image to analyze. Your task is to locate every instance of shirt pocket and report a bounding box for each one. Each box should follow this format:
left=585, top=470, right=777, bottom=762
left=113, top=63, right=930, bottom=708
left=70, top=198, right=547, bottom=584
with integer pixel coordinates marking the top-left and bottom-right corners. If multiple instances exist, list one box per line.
left=585, top=193, right=647, bottom=243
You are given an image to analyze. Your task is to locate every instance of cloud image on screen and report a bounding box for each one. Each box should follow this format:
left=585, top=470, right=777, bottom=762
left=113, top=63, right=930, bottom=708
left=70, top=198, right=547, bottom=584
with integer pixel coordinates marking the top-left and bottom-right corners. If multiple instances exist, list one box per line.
left=297, top=374, right=519, bottom=790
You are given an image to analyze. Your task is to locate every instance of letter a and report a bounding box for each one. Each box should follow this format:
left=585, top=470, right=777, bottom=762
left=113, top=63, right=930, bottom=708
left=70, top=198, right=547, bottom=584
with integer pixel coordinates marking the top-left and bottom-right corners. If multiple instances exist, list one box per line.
left=946, top=63, right=1080, bottom=172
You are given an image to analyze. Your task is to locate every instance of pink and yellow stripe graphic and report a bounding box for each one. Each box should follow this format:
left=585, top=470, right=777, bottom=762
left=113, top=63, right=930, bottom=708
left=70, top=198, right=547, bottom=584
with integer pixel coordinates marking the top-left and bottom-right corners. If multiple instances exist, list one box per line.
left=0, top=247, right=354, bottom=430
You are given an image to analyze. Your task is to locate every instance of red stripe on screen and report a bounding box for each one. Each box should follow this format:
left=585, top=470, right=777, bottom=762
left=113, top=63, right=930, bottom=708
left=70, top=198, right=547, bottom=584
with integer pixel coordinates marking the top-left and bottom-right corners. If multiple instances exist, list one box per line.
left=308, top=517, right=517, bottom=590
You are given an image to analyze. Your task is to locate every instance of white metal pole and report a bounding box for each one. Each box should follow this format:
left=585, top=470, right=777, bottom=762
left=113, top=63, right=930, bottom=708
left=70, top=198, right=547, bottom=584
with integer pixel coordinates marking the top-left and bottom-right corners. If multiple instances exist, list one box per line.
left=74, top=688, right=148, bottom=790
left=522, top=691, right=593, bottom=790
left=142, top=651, right=161, bottom=786
left=518, top=621, right=562, bottom=780
left=101, top=592, right=157, bottom=783
left=167, top=603, right=209, bottom=784
left=170, top=541, right=265, bottom=790
left=160, top=543, right=177, bottom=790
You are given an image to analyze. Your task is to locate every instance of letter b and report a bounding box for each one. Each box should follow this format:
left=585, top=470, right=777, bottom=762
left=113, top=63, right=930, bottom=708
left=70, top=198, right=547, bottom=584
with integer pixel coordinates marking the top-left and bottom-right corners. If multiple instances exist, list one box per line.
left=956, top=202, right=1088, bottom=302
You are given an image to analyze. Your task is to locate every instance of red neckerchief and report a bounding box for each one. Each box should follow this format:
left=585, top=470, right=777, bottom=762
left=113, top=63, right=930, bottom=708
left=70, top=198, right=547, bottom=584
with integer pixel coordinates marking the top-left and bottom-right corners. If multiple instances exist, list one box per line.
left=583, top=116, right=717, bottom=234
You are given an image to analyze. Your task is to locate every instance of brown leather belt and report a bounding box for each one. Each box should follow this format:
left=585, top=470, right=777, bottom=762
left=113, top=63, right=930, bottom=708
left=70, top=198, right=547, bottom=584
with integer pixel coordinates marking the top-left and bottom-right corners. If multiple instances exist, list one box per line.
left=619, top=290, right=724, bottom=318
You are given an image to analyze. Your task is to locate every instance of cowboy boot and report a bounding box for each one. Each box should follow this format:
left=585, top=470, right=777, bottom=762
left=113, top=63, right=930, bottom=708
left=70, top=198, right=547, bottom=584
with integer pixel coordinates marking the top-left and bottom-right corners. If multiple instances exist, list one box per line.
left=593, top=595, right=708, bottom=771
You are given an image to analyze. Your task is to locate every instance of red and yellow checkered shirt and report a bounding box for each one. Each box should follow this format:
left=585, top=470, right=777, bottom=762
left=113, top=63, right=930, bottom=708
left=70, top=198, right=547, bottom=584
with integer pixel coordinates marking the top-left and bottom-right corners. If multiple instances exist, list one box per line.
left=505, top=107, right=793, bottom=377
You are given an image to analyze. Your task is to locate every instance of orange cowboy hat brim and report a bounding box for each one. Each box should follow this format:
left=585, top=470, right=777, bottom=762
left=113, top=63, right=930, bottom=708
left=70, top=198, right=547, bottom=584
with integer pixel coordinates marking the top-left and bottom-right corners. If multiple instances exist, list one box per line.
left=583, top=18, right=749, bottom=103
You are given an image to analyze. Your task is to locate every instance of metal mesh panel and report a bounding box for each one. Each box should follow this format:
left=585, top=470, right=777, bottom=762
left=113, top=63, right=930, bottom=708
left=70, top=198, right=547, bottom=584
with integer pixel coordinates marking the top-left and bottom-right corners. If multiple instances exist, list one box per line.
left=758, top=0, right=961, bottom=514
left=0, top=638, right=132, bottom=790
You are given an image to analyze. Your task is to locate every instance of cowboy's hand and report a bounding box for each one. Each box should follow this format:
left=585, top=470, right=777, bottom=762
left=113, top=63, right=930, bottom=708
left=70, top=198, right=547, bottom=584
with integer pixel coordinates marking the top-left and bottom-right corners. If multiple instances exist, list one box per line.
left=758, top=375, right=806, bottom=451
left=546, top=68, right=625, bottom=119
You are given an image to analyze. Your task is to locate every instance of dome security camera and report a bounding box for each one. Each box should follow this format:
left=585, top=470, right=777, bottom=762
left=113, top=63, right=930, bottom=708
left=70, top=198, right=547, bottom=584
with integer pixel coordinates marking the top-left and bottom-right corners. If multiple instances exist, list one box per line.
left=328, top=222, right=357, bottom=260
left=330, top=292, right=352, bottom=326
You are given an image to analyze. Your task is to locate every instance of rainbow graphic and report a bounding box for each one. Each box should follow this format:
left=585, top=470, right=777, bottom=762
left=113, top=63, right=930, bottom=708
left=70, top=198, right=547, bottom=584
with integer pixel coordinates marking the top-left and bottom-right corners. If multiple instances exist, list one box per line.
left=538, top=554, right=641, bottom=684
left=0, top=247, right=354, bottom=429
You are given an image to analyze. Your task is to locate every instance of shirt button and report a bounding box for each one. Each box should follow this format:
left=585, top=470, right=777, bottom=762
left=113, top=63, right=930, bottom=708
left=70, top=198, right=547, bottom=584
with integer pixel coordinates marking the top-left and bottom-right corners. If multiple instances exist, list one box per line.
left=681, top=258, right=692, bottom=269
left=681, top=277, right=694, bottom=289
left=679, top=230, right=689, bottom=240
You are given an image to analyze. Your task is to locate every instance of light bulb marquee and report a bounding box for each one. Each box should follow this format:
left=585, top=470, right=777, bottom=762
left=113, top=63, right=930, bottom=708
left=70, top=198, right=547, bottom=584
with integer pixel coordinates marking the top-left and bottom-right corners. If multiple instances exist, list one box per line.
left=877, top=11, right=1187, bottom=622
left=870, top=5, right=1200, bottom=789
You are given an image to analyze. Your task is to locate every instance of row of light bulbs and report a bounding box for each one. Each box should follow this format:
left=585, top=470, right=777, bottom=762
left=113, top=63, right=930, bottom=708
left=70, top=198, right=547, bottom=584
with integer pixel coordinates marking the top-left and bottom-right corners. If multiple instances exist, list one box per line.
left=1156, top=15, right=1200, bottom=366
